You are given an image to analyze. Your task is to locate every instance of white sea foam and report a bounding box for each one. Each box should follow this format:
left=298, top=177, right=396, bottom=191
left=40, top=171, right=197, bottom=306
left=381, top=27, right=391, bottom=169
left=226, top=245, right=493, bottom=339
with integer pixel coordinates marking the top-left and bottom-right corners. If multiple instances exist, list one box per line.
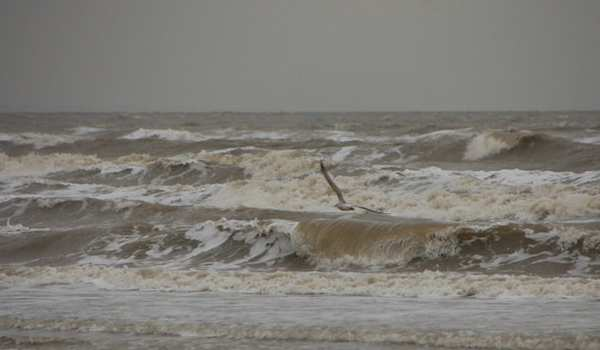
left=2, top=266, right=600, bottom=298
left=16, top=182, right=222, bottom=207
left=119, top=126, right=505, bottom=146
left=464, top=168, right=600, bottom=186
left=70, top=126, right=105, bottom=135
left=231, top=130, right=291, bottom=140
left=0, top=152, right=203, bottom=191
left=0, top=316, right=597, bottom=350
left=121, top=128, right=212, bottom=142
left=72, top=218, right=297, bottom=268
left=121, top=128, right=294, bottom=142
left=0, top=153, right=103, bottom=177
left=464, top=131, right=515, bottom=160
left=181, top=218, right=296, bottom=267
left=195, top=150, right=600, bottom=221
left=0, top=132, right=83, bottom=149
left=362, top=168, right=600, bottom=221
left=120, top=128, right=398, bottom=143
left=208, top=146, right=258, bottom=154
left=397, top=128, right=474, bottom=143
left=314, top=130, right=362, bottom=142
left=576, top=135, right=600, bottom=145
left=527, top=225, right=600, bottom=252
left=185, top=221, right=235, bottom=251
left=330, top=146, right=356, bottom=163
left=2, top=150, right=599, bottom=222
left=0, top=218, right=49, bottom=236
left=98, top=163, right=146, bottom=176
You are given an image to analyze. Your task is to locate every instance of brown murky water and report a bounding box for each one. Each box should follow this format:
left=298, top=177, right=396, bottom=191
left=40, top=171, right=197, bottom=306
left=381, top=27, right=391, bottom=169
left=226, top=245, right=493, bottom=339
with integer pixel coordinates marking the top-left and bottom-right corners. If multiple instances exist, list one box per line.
left=1, top=112, right=600, bottom=349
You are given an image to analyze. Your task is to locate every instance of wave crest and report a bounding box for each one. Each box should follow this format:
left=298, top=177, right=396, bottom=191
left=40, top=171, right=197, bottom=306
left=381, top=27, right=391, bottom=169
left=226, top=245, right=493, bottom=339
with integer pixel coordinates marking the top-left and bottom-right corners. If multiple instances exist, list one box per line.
left=464, top=130, right=530, bottom=160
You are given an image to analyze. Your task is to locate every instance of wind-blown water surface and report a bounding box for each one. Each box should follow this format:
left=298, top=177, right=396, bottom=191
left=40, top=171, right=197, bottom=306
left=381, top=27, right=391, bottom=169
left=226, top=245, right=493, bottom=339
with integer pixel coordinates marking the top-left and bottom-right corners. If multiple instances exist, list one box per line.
left=1, top=112, right=599, bottom=349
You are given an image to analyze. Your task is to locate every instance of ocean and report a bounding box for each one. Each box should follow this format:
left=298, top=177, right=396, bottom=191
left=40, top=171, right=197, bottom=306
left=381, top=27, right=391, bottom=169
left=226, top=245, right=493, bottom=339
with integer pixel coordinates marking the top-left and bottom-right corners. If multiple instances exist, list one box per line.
left=1, top=112, right=599, bottom=349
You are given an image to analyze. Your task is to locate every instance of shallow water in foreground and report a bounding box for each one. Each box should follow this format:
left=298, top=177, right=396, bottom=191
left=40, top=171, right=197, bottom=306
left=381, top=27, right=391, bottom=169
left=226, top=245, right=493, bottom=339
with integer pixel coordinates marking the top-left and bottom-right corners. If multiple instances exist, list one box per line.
left=2, top=285, right=599, bottom=350
left=1, top=112, right=600, bottom=349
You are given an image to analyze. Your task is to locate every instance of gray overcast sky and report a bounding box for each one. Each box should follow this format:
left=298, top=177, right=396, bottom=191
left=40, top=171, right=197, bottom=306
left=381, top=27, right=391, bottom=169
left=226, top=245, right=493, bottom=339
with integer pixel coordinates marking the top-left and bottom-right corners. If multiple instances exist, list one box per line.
left=1, top=0, right=600, bottom=112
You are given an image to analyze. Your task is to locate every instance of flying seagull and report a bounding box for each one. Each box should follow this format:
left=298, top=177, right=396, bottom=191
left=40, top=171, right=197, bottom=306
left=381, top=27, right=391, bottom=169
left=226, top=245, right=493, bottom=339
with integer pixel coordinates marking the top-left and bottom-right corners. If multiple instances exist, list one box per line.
left=319, top=160, right=387, bottom=214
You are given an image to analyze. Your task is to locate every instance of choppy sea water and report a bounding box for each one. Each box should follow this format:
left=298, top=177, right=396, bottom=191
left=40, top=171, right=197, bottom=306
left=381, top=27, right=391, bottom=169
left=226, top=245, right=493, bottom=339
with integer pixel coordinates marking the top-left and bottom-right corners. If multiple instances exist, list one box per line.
left=1, top=112, right=600, bottom=349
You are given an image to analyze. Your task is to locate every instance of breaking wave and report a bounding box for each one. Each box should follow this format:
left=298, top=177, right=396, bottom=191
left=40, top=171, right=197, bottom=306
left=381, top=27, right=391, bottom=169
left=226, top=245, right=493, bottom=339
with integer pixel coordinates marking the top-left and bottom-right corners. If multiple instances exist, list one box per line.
left=0, top=153, right=102, bottom=177
left=576, top=135, right=600, bottom=145
left=2, top=149, right=600, bottom=222
left=120, top=128, right=364, bottom=143
left=464, top=130, right=527, bottom=160
left=197, top=149, right=600, bottom=221
left=1, top=208, right=599, bottom=276
left=0, top=132, right=84, bottom=149
left=294, top=217, right=600, bottom=275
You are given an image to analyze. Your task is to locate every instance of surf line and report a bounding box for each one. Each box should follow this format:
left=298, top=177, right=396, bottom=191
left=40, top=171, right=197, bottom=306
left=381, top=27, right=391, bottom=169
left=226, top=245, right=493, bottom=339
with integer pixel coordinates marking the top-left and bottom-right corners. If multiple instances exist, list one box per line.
left=319, top=160, right=387, bottom=215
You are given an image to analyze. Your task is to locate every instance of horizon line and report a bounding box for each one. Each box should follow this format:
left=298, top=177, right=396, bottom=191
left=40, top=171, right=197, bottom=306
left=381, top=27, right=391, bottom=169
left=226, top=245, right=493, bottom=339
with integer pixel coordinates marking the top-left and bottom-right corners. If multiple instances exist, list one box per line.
left=2, top=110, right=599, bottom=115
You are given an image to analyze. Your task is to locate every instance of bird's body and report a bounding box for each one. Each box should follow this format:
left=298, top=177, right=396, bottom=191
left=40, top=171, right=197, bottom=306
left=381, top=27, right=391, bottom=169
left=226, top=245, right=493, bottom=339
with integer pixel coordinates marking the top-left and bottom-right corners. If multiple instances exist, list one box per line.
left=335, top=202, right=355, bottom=211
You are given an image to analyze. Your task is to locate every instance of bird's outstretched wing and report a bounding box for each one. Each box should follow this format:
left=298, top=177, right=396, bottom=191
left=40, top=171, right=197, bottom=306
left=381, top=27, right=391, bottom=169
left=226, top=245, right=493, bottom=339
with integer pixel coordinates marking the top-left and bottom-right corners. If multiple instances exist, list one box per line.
left=355, top=205, right=388, bottom=215
left=320, top=160, right=346, bottom=204
left=319, top=159, right=389, bottom=215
